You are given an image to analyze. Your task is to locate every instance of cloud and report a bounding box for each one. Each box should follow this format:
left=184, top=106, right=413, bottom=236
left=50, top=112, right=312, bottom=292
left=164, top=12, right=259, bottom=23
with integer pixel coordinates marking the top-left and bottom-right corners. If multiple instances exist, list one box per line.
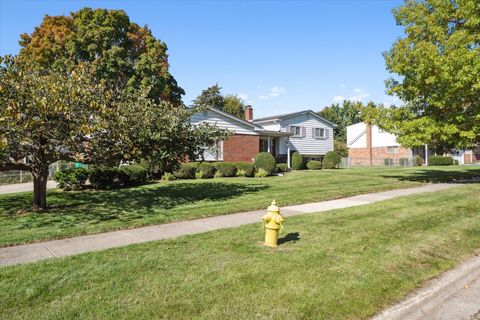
left=333, top=96, right=345, bottom=102
left=259, top=86, right=286, bottom=100
left=349, top=88, right=370, bottom=101
left=238, top=93, right=249, bottom=101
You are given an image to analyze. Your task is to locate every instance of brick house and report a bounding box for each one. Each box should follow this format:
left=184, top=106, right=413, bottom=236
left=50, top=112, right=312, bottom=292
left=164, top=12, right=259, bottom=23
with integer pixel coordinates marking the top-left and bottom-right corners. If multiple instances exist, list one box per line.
left=190, top=107, right=336, bottom=167
left=346, top=122, right=413, bottom=165
left=346, top=122, right=480, bottom=165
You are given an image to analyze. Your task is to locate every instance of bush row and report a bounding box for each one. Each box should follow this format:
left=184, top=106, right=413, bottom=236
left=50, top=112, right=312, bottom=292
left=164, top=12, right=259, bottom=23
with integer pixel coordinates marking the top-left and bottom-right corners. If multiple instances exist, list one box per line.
left=428, top=156, right=454, bottom=166
left=54, top=164, right=148, bottom=190
left=291, top=151, right=342, bottom=170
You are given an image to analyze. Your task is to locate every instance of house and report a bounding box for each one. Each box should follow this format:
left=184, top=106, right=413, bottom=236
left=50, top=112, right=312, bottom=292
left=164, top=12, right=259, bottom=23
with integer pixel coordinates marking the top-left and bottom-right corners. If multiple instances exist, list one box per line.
left=190, top=107, right=336, bottom=167
left=346, top=122, right=480, bottom=165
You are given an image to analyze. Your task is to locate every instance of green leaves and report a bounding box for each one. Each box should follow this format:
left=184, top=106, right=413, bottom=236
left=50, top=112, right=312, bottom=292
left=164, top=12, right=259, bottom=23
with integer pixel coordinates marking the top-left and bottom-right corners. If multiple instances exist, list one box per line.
left=384, top=0, right=480, bottom=148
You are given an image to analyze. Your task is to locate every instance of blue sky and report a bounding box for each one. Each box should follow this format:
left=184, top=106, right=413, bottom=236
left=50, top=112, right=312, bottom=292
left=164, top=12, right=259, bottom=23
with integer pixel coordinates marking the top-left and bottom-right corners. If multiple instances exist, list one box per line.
left=0, top=0, right=404, bottom=117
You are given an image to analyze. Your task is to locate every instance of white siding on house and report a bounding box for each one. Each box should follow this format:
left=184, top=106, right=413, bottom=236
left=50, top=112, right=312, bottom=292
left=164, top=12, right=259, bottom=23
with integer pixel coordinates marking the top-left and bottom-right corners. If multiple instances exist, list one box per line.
left=190, top=110, right=257, bottom=135
left=347, top=122, right=366, bottom=148
left=280, top=113, right=334, bottom=155
left=254, top=121, right=281, bottom=132
left=371, top=126, right=401, bottom=147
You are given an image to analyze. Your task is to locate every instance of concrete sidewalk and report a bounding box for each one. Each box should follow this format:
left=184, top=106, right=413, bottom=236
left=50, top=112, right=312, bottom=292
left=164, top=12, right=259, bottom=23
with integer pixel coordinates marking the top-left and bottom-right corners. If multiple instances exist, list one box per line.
left=0, top=180, right=57, bottom=195
left=0, top=183, right=456, bottom=267
left=373, top=253, right=480, bottom=320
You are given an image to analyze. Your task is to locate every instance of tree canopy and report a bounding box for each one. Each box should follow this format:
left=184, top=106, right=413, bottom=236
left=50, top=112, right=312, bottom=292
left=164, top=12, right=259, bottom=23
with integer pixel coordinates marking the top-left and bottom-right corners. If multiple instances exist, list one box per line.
left=318, top=100, right=364, bottom=141
left=18, top=8, right=184, bottom=104
left=192, top=84, right=247, bottom=119
left=383, top=0, right=480, bottom=148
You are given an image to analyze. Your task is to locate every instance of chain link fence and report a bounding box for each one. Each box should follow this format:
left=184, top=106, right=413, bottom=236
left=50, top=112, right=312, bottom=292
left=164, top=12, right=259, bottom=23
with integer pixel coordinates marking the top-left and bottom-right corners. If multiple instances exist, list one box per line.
left=341, top=157, right=419, bottom=169
left=0, top=162, right=74, bottom=186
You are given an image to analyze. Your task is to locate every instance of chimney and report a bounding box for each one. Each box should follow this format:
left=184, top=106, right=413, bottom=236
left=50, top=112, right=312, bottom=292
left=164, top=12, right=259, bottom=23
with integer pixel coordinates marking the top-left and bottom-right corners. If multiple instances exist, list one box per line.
left=366, top=122, right=373, bottom=166
left=245, top=105, right=253, bottom=122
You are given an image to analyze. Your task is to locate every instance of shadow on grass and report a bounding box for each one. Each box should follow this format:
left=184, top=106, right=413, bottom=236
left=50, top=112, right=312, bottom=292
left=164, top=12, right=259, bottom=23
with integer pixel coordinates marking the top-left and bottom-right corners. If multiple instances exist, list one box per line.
left=0, top=182, right=269, bottom=225
left=278, top=232, right=300, bottom=245
left=381, top=168, right=480, bottom=183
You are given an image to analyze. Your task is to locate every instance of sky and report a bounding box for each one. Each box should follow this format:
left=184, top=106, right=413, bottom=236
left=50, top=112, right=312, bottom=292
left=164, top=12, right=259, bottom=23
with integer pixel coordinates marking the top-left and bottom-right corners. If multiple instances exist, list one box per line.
left=0, top=0, right=405, bottom=118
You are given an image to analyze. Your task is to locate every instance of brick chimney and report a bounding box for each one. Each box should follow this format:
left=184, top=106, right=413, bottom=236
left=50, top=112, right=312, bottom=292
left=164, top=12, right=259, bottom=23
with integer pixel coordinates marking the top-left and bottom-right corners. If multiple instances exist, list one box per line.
left=245, top=105, right=253, bottom=122
left=366, top=122, right=373, bottom=166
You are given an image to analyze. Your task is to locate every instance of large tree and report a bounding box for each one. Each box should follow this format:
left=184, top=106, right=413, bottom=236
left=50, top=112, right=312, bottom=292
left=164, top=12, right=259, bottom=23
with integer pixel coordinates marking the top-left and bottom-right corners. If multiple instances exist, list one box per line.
left=0, top=9, right=228, bottom=210
left=223, top=94, right=247, bottom=119
left=383, top=0, right=480, bottom=148
left=318, top=100, right=364, bottom=141
left=17, top=8, right=184, bottom=104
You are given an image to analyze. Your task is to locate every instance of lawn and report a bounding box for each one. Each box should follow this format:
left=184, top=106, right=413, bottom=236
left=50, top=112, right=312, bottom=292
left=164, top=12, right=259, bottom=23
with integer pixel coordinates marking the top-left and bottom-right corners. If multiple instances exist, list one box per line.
left=0, top=166, right=479, bottom=247
left=1, top=184, right=479, bottom=319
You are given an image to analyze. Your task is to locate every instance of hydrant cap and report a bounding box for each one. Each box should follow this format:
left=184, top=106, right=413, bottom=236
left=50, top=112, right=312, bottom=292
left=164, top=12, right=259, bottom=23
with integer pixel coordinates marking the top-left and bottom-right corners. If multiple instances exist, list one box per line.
left=267, top=200, right=280, bottom=213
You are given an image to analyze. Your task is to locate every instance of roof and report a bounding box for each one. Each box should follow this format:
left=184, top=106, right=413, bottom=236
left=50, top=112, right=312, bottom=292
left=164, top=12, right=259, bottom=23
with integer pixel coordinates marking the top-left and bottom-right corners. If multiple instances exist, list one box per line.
left=190, top=107, right=264, bottom=131
left=253, top=110, right=337, bottom=127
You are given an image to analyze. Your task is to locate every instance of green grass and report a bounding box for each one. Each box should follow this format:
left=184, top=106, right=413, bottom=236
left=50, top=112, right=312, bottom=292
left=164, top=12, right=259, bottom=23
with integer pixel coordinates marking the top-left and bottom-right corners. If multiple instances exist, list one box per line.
left=0, top=166, right=479, bottom=247
left=1, top=184, right=479, bottom=319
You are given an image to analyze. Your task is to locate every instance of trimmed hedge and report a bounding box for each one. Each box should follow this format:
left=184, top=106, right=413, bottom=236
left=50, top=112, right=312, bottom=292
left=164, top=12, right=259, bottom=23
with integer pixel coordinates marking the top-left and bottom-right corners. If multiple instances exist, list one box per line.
left=54, top=167, right=89, bottom=191
left=399, top=158, right=409, bottom=166
left=197, top=162, right=216, bottom=178
left=323, top=151, right=341, bottom=169
left=89, top=166, right=119, bottom=189
left=235, top=162, right=255, bottom=177
left=214, top=162, right=237, bottom=177
left=118, top=164, right=147, bottom=186
left=254, top=152, right=276, bottom=176
left=174, top=163, right=197, bottom=179
left=276, top=163, right=288, bottom=173
left=428, top=156, right=454, bottom=166
left=414, top=155, right=423, bottom=166
left=291, top=152, right=304, bottom=170
left=306, top=160, right=322, bottom=170
left=384, top=158, right=393, bottom=166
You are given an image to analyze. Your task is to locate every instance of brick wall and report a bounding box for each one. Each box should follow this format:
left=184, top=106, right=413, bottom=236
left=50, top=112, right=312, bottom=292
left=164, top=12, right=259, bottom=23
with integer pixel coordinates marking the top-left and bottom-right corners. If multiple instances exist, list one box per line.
left=223, top=134, right=259, bottom=162
left=349, top=146, right=410, bottom=165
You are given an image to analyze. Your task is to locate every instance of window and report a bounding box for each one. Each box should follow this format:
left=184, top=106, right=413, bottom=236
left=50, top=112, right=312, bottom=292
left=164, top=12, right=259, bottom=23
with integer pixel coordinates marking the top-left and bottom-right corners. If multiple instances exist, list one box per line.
left=387, top=146, right=398, bottom=154
left=202, top=141, right=224, bottom=161
left=313, top=127, right=327, bottom=139
left=290, top=126, right=302, bottom=137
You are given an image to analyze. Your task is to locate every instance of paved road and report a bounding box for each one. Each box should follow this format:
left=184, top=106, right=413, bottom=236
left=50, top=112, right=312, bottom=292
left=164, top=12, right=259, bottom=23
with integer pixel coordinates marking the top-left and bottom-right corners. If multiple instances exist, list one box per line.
left=0, top=183, right=455, bottom=267
left=0, top=180, right=57, bottom=195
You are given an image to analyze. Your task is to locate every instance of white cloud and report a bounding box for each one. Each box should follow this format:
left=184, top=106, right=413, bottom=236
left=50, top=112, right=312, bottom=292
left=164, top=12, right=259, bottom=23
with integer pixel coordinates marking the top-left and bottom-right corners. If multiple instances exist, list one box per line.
left=333, top=96, right=345, bottom=102
left=349, top=88, right=370, bottom=101
left=238, top=93, right=249, bottom=101
left=259, top=86, right=286, bottom=100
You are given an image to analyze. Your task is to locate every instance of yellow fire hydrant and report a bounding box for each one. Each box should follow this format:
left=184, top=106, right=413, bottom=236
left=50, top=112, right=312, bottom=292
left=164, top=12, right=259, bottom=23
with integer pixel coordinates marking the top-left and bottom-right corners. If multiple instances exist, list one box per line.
left=262, top=200, right=284, bottom=247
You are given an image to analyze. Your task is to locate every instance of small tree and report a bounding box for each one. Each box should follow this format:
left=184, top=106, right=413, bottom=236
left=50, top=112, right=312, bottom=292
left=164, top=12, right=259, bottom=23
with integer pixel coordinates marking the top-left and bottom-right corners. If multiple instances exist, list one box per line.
left=223, top=94, right=246, bottom=119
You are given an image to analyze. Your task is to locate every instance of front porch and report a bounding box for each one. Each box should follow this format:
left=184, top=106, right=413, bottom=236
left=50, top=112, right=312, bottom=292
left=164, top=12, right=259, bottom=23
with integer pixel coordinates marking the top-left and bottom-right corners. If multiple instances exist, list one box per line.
left=259, top=131, right=292, bottom=167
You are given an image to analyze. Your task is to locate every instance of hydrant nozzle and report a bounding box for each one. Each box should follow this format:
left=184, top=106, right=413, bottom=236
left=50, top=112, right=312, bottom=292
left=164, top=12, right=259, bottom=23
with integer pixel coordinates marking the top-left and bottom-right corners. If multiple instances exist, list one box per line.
left=262, top=200, right=284, bottom=247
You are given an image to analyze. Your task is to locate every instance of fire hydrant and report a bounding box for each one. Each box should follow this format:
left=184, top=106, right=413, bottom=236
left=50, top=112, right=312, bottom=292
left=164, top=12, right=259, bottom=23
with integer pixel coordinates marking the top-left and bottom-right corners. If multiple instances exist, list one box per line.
left=262, top=200, right=284, bottom=247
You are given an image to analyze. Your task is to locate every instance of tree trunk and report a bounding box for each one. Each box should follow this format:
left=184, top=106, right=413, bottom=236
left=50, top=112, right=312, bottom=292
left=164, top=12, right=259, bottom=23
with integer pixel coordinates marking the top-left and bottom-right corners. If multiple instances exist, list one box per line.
left=32, top=166, right=49, bottom=210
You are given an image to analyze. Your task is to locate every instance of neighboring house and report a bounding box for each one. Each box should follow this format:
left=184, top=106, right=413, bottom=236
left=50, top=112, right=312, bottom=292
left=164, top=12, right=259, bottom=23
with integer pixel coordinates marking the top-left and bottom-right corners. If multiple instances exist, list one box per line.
left=189, top=107, right=336, bottom=166
left=346, top=122, right=412, bottom=165
left=346, top=122, right=479, bottom=165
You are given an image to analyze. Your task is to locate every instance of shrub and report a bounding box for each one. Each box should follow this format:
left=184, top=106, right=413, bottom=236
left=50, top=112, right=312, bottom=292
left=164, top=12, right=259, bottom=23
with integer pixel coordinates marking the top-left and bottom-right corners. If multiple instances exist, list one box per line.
left=161, top=172, right=175, bottom=181
left=428, top=156, right=454, bottom=166
left=235, top=162, right=255, bottom=177
left=118, top=164, right=147, bottom=186
left=89, top=166, right=119, bottom=189
left=276, top=163, right=288, bottom=173
left=306, top=160, right=322, bottom=170
left=214, top=162, right=237, bottom=177
left=323, top=151, right=341, bottom=169
left=414, top=155, right=423, bottom=166
left=174, top=163, right=197, bottom=179
left=454, top=159, right=459, bottom=165
left=399, top=158, right=409, bottom=166
left=384, top=158, right=394, bottom=166
left=54, top=167, right=89, bottom=191
left=197, top=162, right=216, bottom=178
left=255, top=168, right=268, bottom=178
left=254, top=152, right=276, bottom=175
left=291, top=152, right=304, bottom=170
